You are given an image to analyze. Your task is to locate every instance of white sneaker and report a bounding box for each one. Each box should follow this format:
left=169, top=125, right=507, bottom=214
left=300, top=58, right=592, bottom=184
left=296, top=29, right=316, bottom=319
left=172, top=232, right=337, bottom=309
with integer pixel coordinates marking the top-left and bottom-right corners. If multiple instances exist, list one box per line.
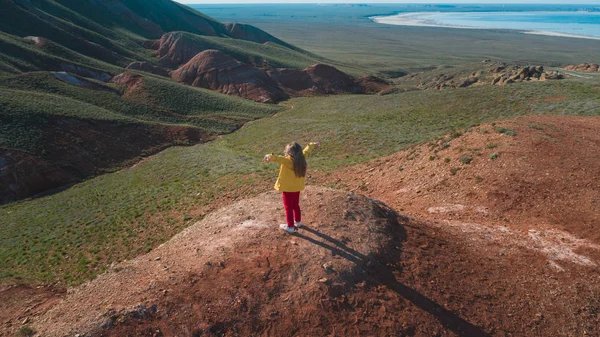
left=279, top=223, right=295, bottom=233
left=295, top=221, right=303, bottom=228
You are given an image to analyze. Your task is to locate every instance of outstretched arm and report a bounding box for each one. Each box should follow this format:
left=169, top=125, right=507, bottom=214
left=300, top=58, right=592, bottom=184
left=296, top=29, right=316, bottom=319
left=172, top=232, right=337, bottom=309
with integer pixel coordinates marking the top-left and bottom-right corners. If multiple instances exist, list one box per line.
left=264, top=153, right=293, bottom=169
left=303, top=142, right=320, bottom=158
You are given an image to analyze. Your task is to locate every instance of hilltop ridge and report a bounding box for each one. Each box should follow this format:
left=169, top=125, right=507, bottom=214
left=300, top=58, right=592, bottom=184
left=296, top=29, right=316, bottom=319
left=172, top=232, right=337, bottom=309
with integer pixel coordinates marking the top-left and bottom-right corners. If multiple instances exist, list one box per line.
left=19, top=187, right=404, bottom=336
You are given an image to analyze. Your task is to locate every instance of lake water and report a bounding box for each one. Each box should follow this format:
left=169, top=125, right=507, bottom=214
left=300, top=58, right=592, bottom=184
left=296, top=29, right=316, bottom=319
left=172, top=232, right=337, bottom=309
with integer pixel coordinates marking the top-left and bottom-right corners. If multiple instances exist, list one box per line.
left=194, top=4, right=600, bottom=40
left=372, top=11, right=600, bottom=40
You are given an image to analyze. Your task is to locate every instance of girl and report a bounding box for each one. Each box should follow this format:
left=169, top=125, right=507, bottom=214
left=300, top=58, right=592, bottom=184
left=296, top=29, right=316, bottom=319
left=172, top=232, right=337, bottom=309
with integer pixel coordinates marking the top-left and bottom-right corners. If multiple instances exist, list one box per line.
left=264, top=141, right=319, bottom=233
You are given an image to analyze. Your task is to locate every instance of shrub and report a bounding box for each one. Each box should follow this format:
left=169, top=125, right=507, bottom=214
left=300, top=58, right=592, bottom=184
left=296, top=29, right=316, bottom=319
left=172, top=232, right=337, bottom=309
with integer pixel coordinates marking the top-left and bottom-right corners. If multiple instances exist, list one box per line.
left=18, top=326, right=36, bottom=337
left=450, top=167, right=461, bottom=175
left=460, top=155, right=473, bottom=164
left=450, top=131, right=463, bottom=139
left=494, top=127, right=517, bottom=136
left=490, top=153, right=499, bottom=160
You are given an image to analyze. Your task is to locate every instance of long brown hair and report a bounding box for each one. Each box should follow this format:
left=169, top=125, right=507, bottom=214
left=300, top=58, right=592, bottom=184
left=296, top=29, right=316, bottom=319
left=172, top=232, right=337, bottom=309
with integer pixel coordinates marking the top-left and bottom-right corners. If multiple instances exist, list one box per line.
left=285, top=142, right=307, bottom=178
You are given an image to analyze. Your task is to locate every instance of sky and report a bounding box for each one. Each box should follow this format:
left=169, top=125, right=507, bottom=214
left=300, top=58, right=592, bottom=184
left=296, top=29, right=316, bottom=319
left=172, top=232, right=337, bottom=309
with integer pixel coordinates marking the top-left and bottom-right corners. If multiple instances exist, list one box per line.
left=175, top=0, right=599, bottom=4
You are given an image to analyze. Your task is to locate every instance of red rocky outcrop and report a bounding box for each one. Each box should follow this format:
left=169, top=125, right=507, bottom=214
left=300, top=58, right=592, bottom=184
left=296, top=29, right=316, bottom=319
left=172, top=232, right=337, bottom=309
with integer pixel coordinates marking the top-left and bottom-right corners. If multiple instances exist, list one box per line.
left=111, top=72, right=144, bottom=97
left=170, top=50, right=288, bottom=103
left=155, top=32, right=206, bottom=67
left=268, top=64, right=376, bottom=96
left=564, top=63, right=600, bottom=72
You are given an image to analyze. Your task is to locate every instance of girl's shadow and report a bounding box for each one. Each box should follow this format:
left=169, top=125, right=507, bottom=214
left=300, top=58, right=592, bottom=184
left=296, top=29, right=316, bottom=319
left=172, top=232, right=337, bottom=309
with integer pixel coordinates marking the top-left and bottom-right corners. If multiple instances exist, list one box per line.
left=294, top=218, right=490, bottom=337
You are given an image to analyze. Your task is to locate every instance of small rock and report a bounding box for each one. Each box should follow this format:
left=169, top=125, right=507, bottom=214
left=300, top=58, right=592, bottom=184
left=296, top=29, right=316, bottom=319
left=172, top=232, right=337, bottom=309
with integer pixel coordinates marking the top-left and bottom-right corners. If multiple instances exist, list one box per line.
left=318, top=278, right=329, bottom=283
left=322, top=261, right=334, bottom=271
left=22, top=317, right=29, bottom=324
left=290, top=240, right=297, bottom=245
left=154, top=257, right=161, bottom=261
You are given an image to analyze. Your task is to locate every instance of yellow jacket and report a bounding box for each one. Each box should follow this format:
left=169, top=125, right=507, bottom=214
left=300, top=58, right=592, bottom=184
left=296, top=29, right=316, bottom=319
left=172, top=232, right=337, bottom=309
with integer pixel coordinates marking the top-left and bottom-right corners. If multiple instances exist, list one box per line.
left=270, top=142, right=316, bottom=192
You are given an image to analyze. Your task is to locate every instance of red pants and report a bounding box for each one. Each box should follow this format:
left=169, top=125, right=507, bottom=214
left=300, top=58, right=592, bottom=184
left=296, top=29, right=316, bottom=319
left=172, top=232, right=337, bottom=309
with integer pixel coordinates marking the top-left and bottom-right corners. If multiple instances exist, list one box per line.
left=282, top=192, right=301, bottom=227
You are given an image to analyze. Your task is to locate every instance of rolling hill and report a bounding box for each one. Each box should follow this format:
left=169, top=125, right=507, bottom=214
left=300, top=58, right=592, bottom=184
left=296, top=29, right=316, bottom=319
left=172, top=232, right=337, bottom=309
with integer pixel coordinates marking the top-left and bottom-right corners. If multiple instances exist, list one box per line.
left=0, top=0, right=379, bottom=203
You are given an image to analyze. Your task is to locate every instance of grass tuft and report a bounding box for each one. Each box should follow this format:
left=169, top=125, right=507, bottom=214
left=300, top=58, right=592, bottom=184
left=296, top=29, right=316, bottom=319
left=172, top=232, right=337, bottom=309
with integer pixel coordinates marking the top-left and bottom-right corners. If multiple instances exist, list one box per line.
left=494, top=126, right=517, bottom=136
left=460, top=155, right=473, bottom=164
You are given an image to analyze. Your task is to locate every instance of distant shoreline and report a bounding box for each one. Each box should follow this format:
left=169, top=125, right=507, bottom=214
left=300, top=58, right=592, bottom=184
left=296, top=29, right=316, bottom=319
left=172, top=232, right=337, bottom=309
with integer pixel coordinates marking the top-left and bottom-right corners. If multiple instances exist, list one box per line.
left=523, top=30, right=600, bottom=41
left=371, top=12, right=600, bottom=41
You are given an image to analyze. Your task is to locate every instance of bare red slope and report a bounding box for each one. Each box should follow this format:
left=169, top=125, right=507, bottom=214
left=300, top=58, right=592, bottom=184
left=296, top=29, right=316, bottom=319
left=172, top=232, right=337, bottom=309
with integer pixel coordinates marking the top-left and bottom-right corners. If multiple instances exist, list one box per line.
left=170, top=49, right=289, bottom=103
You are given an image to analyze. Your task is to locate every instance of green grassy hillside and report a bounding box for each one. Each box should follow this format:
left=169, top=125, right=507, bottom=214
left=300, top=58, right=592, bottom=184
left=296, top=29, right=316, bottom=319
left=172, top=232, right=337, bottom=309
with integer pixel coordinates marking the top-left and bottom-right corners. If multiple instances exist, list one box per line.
left=0, top=0, right=327, bottom=205
left=0, top=71, right=279, bottom=154
left=49, top=0, right=224, bottom=39
left=0, top=0, right=143, bottom=64
left=0, top=0, right=310, bottom=72
left=2, top=78, right=599, bottom=284
left=0, top=69, right=279, bottom=206
left=0, top=32, right=125, bottom=76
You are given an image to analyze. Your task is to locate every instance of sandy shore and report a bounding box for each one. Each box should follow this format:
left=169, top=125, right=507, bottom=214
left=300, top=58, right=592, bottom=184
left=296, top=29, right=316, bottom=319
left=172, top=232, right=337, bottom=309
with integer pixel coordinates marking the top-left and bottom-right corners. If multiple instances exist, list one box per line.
left=370, top=13, right=477, bottom=29
left=523, top=30, right=600, bottom=40
left=371, top=12, right=600, bottom=41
